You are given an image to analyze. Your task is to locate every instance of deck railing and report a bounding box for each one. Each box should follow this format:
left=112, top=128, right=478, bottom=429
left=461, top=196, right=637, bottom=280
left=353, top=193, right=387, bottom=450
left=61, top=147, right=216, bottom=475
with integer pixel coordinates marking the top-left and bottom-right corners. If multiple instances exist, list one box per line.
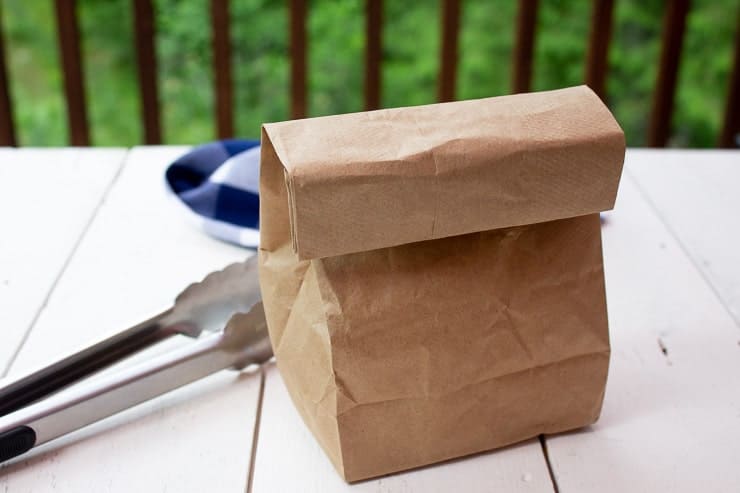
left=0, top=0, right=738, bottom=148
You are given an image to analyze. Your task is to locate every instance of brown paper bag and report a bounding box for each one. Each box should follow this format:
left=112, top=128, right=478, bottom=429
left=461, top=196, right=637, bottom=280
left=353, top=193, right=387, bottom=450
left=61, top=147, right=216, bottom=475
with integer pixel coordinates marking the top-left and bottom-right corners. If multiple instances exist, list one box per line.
left=258, top=85, right=625, bottom=482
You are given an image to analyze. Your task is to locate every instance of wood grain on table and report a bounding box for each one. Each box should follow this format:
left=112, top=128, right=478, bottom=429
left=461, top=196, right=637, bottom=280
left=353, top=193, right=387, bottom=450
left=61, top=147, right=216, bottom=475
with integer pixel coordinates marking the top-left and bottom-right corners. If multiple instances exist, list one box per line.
left=0, top=147, right=738, bottom=492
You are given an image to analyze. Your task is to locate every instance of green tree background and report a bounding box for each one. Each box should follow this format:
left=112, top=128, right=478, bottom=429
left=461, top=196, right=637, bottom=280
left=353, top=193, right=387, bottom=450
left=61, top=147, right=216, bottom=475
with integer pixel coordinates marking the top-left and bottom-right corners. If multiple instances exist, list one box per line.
left=1, top=0, right=737, bottom=147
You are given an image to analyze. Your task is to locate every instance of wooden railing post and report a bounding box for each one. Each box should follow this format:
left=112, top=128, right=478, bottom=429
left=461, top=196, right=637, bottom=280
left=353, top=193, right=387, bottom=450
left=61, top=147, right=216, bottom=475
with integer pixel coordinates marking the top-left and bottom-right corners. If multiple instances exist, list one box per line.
left=512, top=0, right=539, bottom=94
left=211, top=0, right=234, bottom=139
left=0, top=4, right=16, bottom=146
left=438, top=0, right=460, bottom=102
left=719, top=13, right=739, bottom=148
left=290, top=0, right=307, bottom=119
left=54, top=0, right=90, bottom=146
left=584, top=0, right=615, bottom=101
left=133, top=0, right=162, bottom=144
left=364, top=0, right=382, bottom=110
left=648, top=0, right=690, bottom=147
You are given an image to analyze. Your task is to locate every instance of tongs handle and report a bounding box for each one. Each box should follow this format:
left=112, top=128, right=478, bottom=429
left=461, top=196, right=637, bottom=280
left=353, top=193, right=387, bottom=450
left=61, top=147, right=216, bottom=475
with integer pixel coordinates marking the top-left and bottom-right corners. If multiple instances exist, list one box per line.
left=0, top=308, right=272, bottom=465
left=0, top=310, right=190, bottom=418
left=0, top=332, right=229, bottom=463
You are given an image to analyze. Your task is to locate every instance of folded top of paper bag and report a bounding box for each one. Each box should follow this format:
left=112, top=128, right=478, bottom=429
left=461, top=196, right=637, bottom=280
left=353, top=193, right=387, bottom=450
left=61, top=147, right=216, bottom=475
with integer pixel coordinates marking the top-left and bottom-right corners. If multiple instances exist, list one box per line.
left=261, top=85, right=625, bottom=260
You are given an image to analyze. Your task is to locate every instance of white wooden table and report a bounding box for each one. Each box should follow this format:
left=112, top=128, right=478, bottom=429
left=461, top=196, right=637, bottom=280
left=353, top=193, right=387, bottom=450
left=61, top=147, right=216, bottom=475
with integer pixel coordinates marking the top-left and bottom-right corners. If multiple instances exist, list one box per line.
left=0, top=147, right=738, bottom=492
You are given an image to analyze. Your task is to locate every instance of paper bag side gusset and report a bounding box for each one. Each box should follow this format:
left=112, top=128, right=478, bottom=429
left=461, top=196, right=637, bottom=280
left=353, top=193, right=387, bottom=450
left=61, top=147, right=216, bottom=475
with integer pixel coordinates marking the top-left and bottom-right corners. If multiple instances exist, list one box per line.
left=258, top=133, right=348, bottom=475
left=313, top=213, right=609, bottom=481
left=263, top=85, right=625, bottom=261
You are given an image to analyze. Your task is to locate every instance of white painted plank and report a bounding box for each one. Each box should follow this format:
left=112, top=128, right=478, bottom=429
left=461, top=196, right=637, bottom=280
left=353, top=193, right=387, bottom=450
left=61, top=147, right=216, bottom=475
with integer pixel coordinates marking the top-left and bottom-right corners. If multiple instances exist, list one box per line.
left=252, top=363, right=555, bottom=493
left=0, top=148, right=125, bottom=370
left=0, top=147, right=261, bottom=492
left=626, top=149, right=740, bottom=323
left=545, top=153, right=740, bottom=492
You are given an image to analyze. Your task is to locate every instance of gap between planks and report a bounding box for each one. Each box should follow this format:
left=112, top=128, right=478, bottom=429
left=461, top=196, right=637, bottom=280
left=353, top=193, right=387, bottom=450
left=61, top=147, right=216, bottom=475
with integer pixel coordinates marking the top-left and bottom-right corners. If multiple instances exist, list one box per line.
left=539, top=435, right=560, bottom=493
left=246, top=366, right=267, bottom=493
left=624, top=166, right=740, bottom=333
left=1, top=148, right=130, bottom=378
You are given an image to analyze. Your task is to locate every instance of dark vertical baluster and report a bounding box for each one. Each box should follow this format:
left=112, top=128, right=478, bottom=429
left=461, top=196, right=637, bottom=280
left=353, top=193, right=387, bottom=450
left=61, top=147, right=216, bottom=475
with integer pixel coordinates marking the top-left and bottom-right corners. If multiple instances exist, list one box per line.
left=54, top=0, right=90, bottom=146
left=647, top=0, right=690, bottom=147
left=584, top=0, right=615, bottom=100
left=511, top=0, right=538, bottom=94
left=133, top=0, right=161, bottom=144
left=719, top=14, right=739, bottom=148
left=0, top=4, right=16, bottom=146
left=438, top=0, right=460, bottom=103
left=290, top=0, right=307, bottom=119
left=365, top=0, right=382, bottom=110
left=211, top=0, right=233, bottom=138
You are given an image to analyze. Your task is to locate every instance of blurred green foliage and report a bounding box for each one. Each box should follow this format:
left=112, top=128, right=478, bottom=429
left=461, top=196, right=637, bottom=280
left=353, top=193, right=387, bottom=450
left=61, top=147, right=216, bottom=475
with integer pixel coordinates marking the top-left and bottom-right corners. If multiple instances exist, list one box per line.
left=1, top=0, right=737, bottom=147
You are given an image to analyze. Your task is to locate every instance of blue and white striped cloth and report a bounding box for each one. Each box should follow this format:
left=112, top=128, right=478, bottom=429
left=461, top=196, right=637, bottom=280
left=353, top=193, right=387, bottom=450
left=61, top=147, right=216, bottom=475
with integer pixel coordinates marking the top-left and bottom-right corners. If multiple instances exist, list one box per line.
left=165, top=139, right=261, bottom=248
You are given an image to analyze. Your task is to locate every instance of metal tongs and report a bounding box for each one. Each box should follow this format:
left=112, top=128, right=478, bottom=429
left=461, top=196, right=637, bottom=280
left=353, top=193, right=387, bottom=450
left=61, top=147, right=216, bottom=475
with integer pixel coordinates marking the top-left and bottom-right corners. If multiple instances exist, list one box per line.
left=0, top=256, right=273, bottom=464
